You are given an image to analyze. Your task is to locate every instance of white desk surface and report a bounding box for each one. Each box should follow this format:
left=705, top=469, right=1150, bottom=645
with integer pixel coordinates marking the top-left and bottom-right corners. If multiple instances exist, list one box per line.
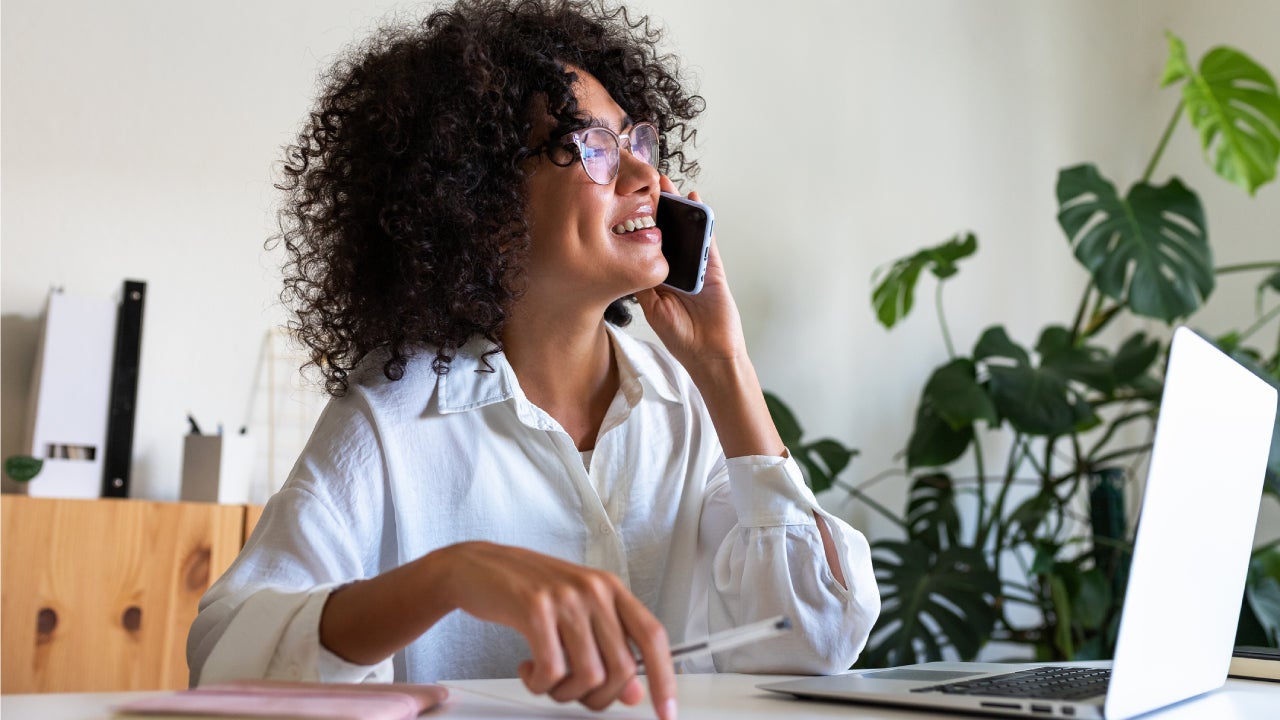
left=4, top=673, right=1279, bottom=719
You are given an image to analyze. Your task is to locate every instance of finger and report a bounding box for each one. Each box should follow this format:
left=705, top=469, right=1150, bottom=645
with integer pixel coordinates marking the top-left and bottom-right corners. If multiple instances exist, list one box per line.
left=577, top=608, right=639, bottom=711
left=618, top=676, right=645, bottom=706
left=547, top=600, right=607, bottom=703
left=520, top=594, right=567, bottom=694
left=617, top=594, right=677, bottom=720
left=659, top=175, right=679, bottom=195
left=688, top=189, right=701, bottom=202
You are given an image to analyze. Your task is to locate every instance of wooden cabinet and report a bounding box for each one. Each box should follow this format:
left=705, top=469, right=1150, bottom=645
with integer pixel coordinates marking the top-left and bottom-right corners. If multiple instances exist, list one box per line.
left=1, top=496, right=263, bottom=693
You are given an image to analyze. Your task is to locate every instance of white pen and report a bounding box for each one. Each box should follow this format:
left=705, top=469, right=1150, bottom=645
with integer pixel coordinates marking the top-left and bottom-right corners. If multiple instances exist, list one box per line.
left=636, top=615, right=792, bottom=671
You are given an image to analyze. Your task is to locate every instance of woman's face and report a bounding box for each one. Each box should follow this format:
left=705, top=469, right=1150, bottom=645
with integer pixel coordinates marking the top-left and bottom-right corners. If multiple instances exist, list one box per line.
left=521, top=68, right=666, bottom=315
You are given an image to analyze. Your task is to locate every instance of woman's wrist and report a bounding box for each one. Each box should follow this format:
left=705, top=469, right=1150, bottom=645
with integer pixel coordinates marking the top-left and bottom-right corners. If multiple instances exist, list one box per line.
left=688, top=355, right=785, bottom=459
left=319, top=545, right=459, bottom=666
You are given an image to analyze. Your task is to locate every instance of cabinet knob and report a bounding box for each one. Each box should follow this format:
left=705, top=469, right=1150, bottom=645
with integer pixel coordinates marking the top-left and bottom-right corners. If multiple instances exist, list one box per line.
left=184, top=546, right=212, bottom=591
left=122, top=605, right=142, bottom=632
left=37, top=607, right=58, bottom=639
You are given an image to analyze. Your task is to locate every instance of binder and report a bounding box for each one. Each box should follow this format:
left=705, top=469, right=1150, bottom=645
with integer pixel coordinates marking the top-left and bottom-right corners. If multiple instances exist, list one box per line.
left=24, top=289, right=116, bottom=498
left=102, top=280, right=146, bottom=497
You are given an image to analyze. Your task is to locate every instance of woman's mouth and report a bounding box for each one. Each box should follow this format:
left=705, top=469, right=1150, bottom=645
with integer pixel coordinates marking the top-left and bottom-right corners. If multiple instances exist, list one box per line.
left=612, top=215, right=656, bottom=235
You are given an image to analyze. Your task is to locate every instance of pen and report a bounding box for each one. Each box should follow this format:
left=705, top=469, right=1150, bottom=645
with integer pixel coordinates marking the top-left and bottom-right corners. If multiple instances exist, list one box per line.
left=636, top=615, right=792, bottom=671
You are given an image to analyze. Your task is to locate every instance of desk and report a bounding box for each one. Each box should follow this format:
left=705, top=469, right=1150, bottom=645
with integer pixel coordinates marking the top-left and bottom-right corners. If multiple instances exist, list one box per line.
left=4, top=673, right=1279, bottom=719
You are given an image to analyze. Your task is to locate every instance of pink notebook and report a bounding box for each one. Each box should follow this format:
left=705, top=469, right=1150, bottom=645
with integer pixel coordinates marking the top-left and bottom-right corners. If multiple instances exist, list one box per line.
left=114, top=680, right=449, bottom=720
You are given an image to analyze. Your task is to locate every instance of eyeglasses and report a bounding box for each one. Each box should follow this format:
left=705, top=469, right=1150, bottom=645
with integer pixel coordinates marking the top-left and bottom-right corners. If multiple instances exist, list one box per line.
left=562, top=122, right=659, bottom=185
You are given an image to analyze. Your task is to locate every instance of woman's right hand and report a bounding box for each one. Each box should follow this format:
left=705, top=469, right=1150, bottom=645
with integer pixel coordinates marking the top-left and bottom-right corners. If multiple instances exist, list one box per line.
left=431, top=542, right=677, bottom=719
left=323, top=541, right=676, bottom=718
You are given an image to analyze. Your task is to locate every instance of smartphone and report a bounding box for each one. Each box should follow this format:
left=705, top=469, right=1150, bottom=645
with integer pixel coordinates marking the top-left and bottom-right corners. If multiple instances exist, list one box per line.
left=656, top=191, right=714, bottom=294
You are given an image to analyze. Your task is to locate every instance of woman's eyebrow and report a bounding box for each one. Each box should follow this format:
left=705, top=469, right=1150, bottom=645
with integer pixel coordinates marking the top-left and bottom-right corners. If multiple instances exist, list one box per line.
left=584, top=114, right=635, bottom=132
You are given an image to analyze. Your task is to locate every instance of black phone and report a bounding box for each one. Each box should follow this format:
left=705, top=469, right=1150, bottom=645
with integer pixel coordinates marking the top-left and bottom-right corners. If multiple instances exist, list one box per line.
left=656, top=191, right=715, bottom=294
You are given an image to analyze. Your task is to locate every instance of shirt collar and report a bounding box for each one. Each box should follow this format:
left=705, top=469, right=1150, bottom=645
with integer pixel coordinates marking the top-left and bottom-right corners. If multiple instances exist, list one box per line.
left=435, top=324, right=683, bottom=414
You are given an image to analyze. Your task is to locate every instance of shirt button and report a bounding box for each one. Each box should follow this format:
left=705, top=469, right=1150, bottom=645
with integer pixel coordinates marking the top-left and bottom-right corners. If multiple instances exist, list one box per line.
left=599, top=523, right=612, bottom=535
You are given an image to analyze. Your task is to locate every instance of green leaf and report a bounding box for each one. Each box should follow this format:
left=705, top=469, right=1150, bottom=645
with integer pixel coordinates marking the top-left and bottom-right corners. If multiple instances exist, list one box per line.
left=1264, top=269, right=1280, bottom=293
left=1036, top=326, right=1116, bottom=394
left=1164, top=33, right=1280, bottom=195
left=1073, top=569, right=1114, bottom=631
left=793, top=438, right=859, bottom=494
left=1057, top=164, right=1213, bottom=322
left=1245, top=573, right=1280, bottom=647
left=808, top=439, right=857, bottom=478
left=795, top=454, right=833, bottom=494
left=906, top=395, right=974, bottom=469
left=1160, top=32, right=1195, bottom=87
left=1009, top=492, right=1056, bottom=544
left=871, top=233, right=977, bottom=329
left=904, top=473, right=961, bottom=552
left=972, top=324, right=1102, bottom=436
left=1112, top=332, right=1161, bottom=385
left=1048, top=574, right=1075, bottom=658
left=922, top=359, right=998, bottom=431
left=763, top=391, right=803, bottom=447
left=3, top=455, right=43, bottom=483
left=974, top=325, right=1030, bottom=365
left=859, top=540, right=999, bottom=668
left=987, top=365, right=1077, bottom=436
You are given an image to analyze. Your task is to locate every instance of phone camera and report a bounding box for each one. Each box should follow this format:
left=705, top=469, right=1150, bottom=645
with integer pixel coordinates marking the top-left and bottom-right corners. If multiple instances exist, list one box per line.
left=688, top=210, right=704, bottom=222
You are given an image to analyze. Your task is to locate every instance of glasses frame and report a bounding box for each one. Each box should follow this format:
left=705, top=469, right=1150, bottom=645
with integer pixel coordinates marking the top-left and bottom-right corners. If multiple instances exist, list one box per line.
left=564, top=121, right=660, bottom=185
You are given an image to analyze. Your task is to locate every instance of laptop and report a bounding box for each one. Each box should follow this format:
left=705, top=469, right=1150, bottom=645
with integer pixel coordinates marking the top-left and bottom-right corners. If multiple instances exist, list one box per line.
left=761, top=327, right=1278, bottom=720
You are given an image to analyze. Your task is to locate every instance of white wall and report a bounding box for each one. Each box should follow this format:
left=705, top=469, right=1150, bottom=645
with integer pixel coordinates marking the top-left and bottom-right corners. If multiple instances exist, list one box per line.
left=3, top=1, right=1277, bottom=540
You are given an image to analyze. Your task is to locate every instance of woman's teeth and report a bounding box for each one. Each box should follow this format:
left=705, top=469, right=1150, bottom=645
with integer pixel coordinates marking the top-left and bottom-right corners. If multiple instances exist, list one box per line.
left=613, top=215, right=656, bottom=235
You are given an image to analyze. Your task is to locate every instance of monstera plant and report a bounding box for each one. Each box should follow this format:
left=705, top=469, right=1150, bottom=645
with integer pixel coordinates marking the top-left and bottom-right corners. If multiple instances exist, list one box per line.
left=769, top=33, right=1280, bottom=667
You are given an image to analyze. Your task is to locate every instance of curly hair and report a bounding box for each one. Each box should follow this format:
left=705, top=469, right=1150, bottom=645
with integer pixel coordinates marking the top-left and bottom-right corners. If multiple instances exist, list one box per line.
left=273, top=0, right=705, bottom=396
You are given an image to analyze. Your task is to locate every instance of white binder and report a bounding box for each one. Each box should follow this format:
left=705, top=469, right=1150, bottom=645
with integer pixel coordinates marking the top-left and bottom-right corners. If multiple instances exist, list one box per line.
left=23, top=289, right=117, bottom=498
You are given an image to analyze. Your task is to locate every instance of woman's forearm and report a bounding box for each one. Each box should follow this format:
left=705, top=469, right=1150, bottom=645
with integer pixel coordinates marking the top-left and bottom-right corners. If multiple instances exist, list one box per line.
left=319, top=547, right=455, bottom=666
left=688, top=355, right=784, bottom=460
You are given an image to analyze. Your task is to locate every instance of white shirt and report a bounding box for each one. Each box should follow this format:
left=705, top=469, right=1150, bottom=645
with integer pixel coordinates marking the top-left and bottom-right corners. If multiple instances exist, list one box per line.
left=188, top=326, right=879, bottom=685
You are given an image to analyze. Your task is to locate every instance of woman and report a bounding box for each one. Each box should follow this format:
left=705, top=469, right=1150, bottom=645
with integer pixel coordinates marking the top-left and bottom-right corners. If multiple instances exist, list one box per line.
left=187, top=1, right=879, bottom=718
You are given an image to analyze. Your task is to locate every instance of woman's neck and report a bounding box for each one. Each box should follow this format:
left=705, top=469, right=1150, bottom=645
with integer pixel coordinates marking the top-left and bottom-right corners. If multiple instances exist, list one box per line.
left=501, top=306, right=620, bottom=451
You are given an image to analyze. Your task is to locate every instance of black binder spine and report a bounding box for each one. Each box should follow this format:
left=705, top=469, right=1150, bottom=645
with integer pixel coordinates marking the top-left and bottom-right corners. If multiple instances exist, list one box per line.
left=102, top=279, right=146, bottom=497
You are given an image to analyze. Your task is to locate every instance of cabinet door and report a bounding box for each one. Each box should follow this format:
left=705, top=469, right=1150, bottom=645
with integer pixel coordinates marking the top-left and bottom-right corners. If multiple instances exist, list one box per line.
left=1, top=496, right=244, bottom=692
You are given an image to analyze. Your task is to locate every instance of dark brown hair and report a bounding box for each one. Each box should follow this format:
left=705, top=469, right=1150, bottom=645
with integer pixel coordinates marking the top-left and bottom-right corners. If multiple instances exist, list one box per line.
left=273, top=0, right=704, bottom=396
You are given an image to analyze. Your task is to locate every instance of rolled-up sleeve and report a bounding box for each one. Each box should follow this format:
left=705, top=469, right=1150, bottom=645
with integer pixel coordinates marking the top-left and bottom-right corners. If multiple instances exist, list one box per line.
left=187, top=397, right=393, bottom=686
left=698, top=452, right=879, bottom=674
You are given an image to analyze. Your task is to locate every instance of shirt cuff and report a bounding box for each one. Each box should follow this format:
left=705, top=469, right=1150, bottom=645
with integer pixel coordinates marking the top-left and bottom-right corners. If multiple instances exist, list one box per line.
left=268, top=584, right=392, bottom=683
left=725, top=452, right=820, bottom=527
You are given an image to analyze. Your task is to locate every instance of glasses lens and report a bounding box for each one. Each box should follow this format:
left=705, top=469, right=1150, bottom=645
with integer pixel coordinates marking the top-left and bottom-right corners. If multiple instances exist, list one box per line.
left=579, top=128, right=620, bottom=184
left=631, top=124, right=659, bottom=168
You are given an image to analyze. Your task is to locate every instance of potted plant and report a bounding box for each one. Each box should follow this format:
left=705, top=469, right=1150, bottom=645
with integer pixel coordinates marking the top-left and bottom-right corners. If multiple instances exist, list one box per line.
left=769, top=32, right=1280, bottom=666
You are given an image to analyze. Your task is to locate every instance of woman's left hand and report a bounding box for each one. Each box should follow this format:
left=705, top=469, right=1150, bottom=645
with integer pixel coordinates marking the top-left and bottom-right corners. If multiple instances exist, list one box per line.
left=635, top=177, right=749, bottom=375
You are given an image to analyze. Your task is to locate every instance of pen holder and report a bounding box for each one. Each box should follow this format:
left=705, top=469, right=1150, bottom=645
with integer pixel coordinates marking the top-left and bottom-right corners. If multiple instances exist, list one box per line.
left=180, top=433, right=255, bottom=504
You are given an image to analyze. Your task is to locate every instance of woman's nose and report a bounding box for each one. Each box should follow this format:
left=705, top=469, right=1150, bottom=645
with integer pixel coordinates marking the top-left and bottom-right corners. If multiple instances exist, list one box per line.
left=616, top=150, right=659, bottom=195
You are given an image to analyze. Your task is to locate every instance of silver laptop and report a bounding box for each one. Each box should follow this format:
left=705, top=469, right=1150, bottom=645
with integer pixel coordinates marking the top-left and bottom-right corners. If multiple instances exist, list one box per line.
left=761, top=327, right=1277, bottom=719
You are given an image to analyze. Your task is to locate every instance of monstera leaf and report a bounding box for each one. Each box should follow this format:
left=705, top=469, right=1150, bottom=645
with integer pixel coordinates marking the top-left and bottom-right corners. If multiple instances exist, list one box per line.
left=861, top=540, right=999, bottom=668
left=1057, top=164, right=1213, bottom=323
left=858, top=474, right=1000, bottom=667
left=906, top=359, right=996, bottom=469
left=973, top=326, right=1099, bottom=437
left=763, top=391, right=858, bottom=493
left=1162, top=33, right=1280, bottom=195
left=871, top=233, right=977, bottom=329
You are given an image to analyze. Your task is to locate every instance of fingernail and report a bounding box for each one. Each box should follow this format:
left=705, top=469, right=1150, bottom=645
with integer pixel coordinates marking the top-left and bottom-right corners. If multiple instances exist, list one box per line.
left=662, top=698, right=678, bottom=720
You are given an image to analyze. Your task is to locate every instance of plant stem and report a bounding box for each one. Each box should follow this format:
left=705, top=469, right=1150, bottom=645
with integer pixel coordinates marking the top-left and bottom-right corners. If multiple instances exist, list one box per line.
left=937, top=280, right=956, bottom=359
left=1238, top=303, right=1280, bottom=345
left=1069, top=282, right=1095, bottom=344
left=832, top=479, right=909, bottom=530
left=1091, top=443, right=1155, bottom=467
left=1141, top=101, right=1183, bottom=184
left=1086, top=409, right=1156, bottom=462
left=1216, top=261, right=1280, bottom=275
left=973, top=432, right=988, bottom=544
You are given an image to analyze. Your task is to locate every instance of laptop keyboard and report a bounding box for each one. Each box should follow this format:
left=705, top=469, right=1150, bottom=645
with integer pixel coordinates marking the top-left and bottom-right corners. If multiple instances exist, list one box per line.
left=911, top=666, right=1112, bottom=701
